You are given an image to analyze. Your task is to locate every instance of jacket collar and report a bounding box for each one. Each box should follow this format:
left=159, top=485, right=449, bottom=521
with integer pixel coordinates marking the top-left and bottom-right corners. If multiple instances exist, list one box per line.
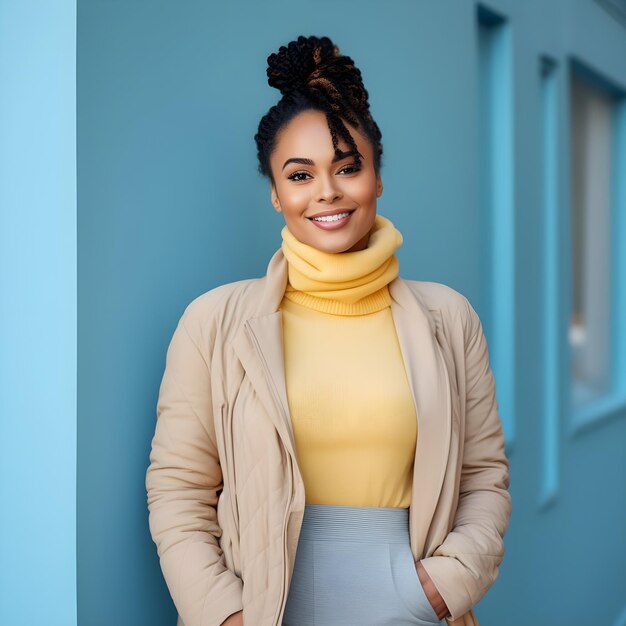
left=232, top=248, right=451, bottom=558
left=253, top=245, right=437, bottom=334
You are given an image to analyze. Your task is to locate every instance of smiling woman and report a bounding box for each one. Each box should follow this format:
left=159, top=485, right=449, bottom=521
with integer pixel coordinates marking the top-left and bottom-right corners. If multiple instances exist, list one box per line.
left=146, top=33, right=511, bottom=626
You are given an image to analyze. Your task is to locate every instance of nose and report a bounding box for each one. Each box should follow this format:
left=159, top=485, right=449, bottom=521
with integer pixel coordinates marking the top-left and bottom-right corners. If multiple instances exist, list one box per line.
left=316, top=173, right=343, bottom=204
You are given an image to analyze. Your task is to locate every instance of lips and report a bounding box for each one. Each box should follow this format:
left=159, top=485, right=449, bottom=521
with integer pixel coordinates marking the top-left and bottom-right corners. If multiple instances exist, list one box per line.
left=307, top=209, right=355, bottom=231
left=307, top=209, right=355, bottom=220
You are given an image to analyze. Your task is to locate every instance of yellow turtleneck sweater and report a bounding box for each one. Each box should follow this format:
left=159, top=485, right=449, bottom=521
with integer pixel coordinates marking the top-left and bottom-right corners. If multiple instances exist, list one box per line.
left=279, top=214, right=418, bottom=508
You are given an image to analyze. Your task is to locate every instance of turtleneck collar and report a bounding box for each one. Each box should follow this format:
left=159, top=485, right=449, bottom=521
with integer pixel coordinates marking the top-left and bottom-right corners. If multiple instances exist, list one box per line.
left=280, top=213, right=404, bottom=315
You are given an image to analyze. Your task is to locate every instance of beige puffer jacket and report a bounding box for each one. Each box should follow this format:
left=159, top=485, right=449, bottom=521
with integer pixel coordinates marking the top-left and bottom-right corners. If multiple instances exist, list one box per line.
left=145, top=247, right=512, bottom=626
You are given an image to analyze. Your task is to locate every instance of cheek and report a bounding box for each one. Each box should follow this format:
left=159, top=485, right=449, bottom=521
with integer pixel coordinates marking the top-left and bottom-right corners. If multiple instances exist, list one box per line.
left=347, top=173, right=378, bottom=203
left=292, top=187, right=314, bottom=204
left=277, top=185, right=308, bottom=211
left=277, top=183, right=310, bottom=207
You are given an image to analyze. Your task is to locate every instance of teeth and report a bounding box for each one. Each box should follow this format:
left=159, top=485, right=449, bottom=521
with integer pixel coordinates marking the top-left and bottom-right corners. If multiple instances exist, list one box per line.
left=312, top=211, right=351, bottom=222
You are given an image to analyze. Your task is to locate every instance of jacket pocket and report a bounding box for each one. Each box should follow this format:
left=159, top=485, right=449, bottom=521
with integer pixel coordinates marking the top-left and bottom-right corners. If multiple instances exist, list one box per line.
left=218, top=485, right=235, bottom=573
left=220, top=403, right=239, bottom=533
left=218, top=483, right=242, bottom=576
left=217, top=404, right=242, bottom=575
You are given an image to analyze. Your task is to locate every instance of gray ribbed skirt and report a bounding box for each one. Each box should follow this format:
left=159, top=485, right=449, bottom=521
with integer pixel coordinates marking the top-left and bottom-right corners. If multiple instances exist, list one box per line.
left=282, top=504, right=445, bottom=626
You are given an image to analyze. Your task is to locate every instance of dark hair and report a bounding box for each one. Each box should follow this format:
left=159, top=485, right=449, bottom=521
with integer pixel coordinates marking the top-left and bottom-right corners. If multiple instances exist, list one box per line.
left=254, top=35, right=384, bottom=184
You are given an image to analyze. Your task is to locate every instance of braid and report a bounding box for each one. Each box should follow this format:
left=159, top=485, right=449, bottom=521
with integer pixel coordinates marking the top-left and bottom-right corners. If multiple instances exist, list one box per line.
left=255, top=35, right=383, bottom=182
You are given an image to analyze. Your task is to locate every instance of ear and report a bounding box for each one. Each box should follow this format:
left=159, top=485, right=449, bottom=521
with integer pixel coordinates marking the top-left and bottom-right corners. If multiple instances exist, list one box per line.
left=271, top=181, right=282, bottom=213
left=376, top=173, right=383, bottom=198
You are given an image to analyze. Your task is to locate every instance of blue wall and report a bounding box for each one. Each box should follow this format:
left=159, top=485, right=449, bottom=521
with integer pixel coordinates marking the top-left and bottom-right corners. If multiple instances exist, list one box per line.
left=75, top=5, right=488, bottom=621
left=0, top=1, right=77, bottom=625
left=76, top=3, right=626, bottom=625
left=76, top=2, right=626, bottom=625
left=2, top=1, right=625, bottom=625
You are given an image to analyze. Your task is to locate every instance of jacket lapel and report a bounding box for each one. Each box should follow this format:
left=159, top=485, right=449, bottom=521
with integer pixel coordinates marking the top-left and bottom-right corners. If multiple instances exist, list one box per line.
left=231, top=249, right=298, bottom=461
left=388, top=278, right=452, bottom=558
left=232, top=247, right=451, bottom=558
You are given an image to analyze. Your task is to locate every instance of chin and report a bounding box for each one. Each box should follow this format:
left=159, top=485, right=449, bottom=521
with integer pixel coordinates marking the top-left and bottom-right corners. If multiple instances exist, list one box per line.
left=313, top=236, right=365, bottom=254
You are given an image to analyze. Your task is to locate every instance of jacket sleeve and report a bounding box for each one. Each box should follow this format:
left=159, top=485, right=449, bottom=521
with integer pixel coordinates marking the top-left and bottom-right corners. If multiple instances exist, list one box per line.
left=419, top=297, right=512, bottom=621
left=145, top=305, right=244, bottom=626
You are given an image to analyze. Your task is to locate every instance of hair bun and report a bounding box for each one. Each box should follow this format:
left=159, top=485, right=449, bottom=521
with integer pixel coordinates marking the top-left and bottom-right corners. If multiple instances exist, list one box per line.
left=266, top=35, right=345, bottom=96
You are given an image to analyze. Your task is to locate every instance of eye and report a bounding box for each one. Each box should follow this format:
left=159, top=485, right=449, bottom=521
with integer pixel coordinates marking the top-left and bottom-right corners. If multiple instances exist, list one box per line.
left=287, top=171, right=311, bottom=182
left=286, top=162, right=361, bottom=182
left=338, top=163, right=362, bottom=175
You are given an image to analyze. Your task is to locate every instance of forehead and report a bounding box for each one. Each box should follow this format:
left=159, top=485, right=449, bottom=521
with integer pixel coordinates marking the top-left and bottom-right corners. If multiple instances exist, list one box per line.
left=272, top=109, right=370, bottom=161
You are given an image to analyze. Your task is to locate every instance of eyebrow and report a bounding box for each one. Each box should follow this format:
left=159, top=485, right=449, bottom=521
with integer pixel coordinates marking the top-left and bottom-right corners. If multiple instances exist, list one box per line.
left=282, top=149, right=363, bottom=171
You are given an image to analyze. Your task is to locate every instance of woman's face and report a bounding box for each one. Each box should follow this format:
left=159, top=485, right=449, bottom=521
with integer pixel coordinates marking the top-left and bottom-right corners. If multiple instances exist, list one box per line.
left=269, top=109, right=383, bottom=253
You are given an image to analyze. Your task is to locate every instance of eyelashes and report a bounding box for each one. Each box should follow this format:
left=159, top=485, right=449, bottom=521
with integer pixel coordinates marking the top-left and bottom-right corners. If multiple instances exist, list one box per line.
left=287, top=163, right=362, bottom=182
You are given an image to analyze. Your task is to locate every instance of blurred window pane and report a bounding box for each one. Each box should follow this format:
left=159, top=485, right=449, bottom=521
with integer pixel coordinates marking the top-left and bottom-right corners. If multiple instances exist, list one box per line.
left=569, top=69, right=615, bottom=405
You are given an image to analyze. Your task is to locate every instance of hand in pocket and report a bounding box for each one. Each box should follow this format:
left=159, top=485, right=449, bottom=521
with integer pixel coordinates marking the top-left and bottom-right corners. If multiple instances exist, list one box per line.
left=415, top=560, right=447, bottom=623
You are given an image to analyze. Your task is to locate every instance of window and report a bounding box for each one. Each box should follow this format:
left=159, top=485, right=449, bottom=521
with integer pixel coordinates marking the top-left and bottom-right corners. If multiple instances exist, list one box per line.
left=568, top=58, right=626, bottom=428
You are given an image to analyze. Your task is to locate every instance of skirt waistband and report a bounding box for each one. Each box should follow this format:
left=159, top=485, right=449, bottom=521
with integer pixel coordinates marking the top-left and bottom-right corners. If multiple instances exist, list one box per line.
left=299, top=503, right=411, bottom=544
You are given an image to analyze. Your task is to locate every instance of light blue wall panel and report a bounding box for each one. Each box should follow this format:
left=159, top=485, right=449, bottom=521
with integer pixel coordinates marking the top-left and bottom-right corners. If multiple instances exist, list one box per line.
left=0, top=1, right=77, bottom=625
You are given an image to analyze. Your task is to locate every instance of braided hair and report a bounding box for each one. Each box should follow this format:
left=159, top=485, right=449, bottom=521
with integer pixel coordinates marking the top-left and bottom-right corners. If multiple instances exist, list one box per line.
left=254, top=35, right=384, bottom=184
